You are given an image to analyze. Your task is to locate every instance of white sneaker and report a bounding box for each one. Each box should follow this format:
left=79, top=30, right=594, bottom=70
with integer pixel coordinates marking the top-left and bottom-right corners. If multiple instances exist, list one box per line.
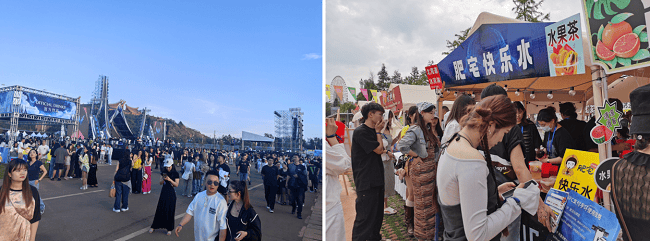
left=120, top=207, right=129, bottom=212
left=113, top=208, right=121, bottom=213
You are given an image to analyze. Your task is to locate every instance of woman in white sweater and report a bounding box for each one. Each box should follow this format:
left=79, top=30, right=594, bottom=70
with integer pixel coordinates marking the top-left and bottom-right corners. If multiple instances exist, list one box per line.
left=437, top=95, right=539, bottom=241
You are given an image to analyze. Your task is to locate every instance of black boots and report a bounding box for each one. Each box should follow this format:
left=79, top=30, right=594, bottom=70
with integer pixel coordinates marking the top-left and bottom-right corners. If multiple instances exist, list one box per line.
left=404, top=205, right=414, bottom=237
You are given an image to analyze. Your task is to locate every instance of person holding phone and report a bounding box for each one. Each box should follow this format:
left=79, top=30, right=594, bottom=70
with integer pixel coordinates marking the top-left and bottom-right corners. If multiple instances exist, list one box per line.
left=437, top=95, right=540, bottom=241
left=150, top=158, right=179, bottom=236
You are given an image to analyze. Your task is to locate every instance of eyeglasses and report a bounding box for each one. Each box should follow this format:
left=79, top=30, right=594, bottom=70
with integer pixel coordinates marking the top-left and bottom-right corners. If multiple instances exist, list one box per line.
left=206, top=180, right=219, bottom=186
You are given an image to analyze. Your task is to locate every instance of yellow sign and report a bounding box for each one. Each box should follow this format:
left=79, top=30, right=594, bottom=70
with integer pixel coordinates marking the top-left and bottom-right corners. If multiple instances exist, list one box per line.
left=553, top=149, right=600, bottom=201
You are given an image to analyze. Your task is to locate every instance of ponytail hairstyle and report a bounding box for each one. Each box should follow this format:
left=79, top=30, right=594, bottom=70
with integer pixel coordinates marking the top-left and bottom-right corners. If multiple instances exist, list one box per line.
left=460, top=95, right=517, bottom=172
left=230, top=180, right=252, bottom=210
left=405, top=106, right=418, bottom=126
left=414, top=105, right=441, bottom=148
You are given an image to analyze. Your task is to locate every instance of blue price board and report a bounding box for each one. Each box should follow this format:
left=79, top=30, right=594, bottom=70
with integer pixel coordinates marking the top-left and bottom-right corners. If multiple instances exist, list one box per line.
left=549, top=190, right=620, bottom=241
left=439, top=22, right=553, bottom=87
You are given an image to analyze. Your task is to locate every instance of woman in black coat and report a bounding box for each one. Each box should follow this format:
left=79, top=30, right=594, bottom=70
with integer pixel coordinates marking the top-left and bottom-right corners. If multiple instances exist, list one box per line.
left=226, top=181, right=261, bottom=241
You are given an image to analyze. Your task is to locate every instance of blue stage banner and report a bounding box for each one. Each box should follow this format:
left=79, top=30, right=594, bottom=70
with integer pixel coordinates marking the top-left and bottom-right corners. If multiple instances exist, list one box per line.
left=549, top=190, right=620, bottom=241
left=19, top=92, right=77, bottom=120
left=439, top=22, right=553, bottom=87
left=0, top=91, right=14, bottom=114
left=0, top=147, right=9, bottom=164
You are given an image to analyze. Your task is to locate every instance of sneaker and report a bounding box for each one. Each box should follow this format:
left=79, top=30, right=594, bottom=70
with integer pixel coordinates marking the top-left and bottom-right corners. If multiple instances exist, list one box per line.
left=113, top=208, right=121, bottom=213
left=120, top=207, right=129, bottom=212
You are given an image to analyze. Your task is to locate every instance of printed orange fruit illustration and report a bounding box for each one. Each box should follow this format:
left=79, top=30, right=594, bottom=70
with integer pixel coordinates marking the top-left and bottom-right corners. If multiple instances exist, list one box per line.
left=596, top=40, right=616, bottom=61
left=613, top=32, right=640, bottom=59
left=602, top=21, right=633, bottom=50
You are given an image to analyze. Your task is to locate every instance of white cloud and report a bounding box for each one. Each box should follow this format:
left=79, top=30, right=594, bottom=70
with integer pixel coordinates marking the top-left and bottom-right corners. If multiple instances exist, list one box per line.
left=326, top=0, right=584, bottom=89
left=302, top=53, right=322, bottom=60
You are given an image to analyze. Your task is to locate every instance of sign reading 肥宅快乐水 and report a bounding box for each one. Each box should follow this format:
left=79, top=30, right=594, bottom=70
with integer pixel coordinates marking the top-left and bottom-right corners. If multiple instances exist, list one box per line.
left=545, top=13, right=586, bottom=76
left=439, top=22, right=553, bottom=87
left=553, top=149, right=600, bottom=201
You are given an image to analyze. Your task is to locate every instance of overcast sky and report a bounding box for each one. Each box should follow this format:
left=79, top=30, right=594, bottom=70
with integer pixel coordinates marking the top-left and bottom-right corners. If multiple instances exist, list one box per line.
left=326, top=0, right=584, bottom=90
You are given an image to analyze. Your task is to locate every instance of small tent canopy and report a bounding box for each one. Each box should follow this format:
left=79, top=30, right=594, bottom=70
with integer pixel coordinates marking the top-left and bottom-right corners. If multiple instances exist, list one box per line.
left=241, top=131, right=274, bottom=143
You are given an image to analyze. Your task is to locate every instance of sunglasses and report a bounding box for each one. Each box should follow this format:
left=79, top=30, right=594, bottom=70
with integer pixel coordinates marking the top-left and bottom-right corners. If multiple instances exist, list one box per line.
left=206, top=180, right=219, bottom=186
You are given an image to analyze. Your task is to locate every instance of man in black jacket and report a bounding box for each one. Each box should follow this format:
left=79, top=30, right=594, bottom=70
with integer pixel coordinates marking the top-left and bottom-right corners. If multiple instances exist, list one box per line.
left=290, top=157, right=308, bottom=219
left=261, top=159, right=279, bottom=213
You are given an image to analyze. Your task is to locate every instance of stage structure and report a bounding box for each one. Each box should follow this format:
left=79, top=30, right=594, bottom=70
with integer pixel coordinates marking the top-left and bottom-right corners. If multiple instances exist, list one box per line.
left=274, top=107, right=304, bottom=152
left=88, top=75, right=136, bottom=140
left=0, top=85, right=80, bottom=143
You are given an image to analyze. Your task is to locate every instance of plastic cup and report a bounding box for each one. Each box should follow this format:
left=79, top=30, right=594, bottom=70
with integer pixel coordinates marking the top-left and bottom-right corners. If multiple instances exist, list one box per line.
left=529, top=161, right=543, bottom=180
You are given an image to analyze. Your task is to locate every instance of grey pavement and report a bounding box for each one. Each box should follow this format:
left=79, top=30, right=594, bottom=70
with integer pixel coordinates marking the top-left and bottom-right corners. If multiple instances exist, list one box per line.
left=6, top=160, right=318, bottom=241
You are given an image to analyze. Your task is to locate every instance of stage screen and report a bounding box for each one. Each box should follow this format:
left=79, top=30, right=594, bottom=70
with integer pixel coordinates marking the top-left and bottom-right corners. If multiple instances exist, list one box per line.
left=19, top=92, right=77, bottom=120
left=0, top=91, right=14, bottom=114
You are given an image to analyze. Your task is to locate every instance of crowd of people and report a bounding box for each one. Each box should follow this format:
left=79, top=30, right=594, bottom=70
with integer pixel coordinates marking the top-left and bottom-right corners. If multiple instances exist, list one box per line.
left=327, top=83, right=648, bottom=241
left=0, top=134, right=322, bottom=241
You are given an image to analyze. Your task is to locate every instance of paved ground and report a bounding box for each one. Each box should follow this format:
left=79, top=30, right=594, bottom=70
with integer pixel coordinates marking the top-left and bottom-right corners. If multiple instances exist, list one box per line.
left=11, top=161, right=317, bottom=241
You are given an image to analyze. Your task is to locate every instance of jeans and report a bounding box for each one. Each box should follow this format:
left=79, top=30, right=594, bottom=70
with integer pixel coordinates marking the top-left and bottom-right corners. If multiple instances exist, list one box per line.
left=239, top=173, right=249, bottom=182
left=28, top=180, right=45, bottom=213
left=114, top=182, right=130, bottom=210
left=192, top=178, right=202, bottom=195
left=181, top=178, right=193, bottom=196
left=290, top=187, right=305, bottom=215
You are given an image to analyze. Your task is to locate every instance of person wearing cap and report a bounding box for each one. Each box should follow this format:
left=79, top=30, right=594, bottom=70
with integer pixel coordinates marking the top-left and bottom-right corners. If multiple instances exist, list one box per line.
left=351, top=102, right=386, bottom=241
left=149, top=158, right=179, bottom=236
left=397, top=101, right=441, bottom=240
left=610, top=83, right=650, bottom=241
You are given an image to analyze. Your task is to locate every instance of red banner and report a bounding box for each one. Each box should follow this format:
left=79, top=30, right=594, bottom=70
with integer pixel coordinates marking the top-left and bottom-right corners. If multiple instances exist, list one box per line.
left=385, top=86, right=403, bottom=113
left=426, top=65, right=442, bottom=89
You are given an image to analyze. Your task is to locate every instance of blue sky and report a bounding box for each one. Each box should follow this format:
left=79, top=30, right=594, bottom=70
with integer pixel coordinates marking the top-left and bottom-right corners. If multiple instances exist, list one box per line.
left=0, top=1, right=322, bottom=139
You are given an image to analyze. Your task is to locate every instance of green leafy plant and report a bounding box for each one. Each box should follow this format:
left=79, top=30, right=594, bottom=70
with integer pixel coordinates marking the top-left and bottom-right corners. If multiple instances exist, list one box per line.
left=585, top=0, right=631, bottom=20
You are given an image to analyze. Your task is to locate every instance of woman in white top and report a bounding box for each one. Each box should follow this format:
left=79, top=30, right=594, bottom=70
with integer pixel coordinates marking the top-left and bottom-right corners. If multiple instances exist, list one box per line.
left=437, top=95, right=539, bottom=241
left=441, top=94, right=476, bottom=145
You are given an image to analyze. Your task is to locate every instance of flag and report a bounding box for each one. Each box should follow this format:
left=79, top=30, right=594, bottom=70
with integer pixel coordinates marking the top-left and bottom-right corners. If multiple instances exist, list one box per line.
left=361, top=89, right=369, bottom=101
left=333, top=85, right=344, bottom=101
left=370, top=90, right=378, bottom=103
left=348, top=87, right=357, bottom=101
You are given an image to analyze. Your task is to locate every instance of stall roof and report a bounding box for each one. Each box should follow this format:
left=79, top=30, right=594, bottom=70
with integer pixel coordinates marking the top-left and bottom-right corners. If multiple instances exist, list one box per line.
left=389, top=84, right=438, bottom=109
left=440, top=12, right=620, bottom=103
left=241, top=131, right=274, bottom=143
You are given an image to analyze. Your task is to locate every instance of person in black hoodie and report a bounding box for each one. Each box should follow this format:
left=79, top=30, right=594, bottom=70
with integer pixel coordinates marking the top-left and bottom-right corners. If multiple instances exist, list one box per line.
left=558, top=102, right=587, bottom=151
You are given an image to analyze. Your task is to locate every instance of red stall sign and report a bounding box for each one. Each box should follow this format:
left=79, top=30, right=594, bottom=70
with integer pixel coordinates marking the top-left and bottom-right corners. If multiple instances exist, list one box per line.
left=426, top=65, right=442, bottom=89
